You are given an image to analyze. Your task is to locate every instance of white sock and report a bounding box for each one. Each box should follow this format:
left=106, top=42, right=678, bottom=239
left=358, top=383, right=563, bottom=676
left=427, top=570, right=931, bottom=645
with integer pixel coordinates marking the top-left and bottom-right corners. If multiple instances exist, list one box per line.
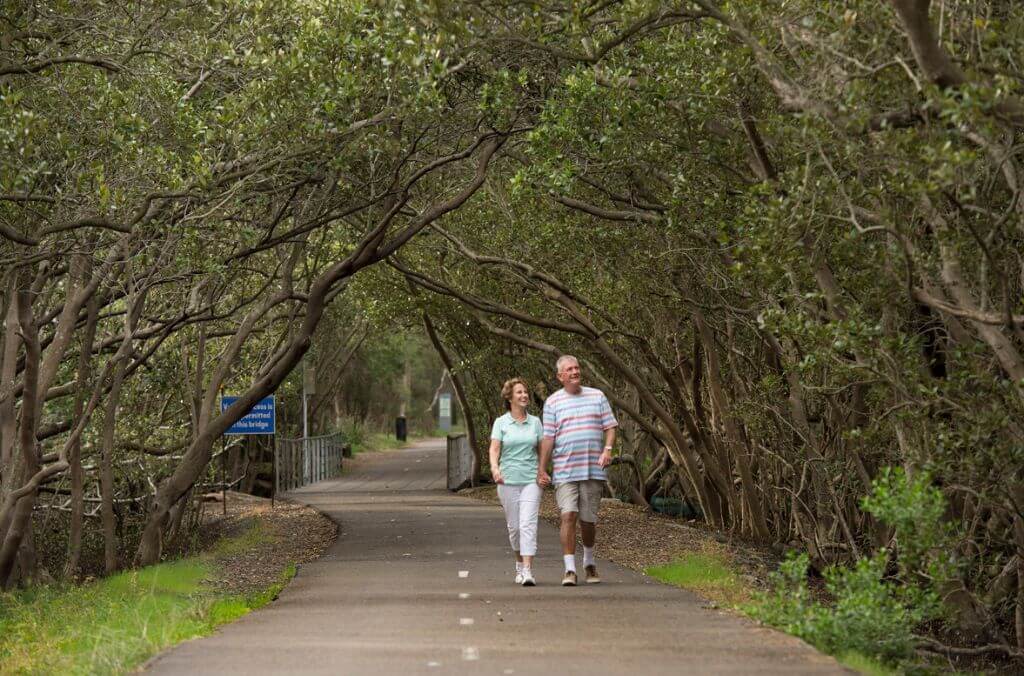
left=563, top=554, right=576, bottom=573
left=583, top=547, right=595, bottom=567
left=516, top=561, right=524, bottom=573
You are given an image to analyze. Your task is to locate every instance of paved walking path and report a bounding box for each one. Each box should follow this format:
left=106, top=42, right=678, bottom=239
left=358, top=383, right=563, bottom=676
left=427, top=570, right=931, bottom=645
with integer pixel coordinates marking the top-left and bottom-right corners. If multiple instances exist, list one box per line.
left=147, top=439, right=845, bottom=675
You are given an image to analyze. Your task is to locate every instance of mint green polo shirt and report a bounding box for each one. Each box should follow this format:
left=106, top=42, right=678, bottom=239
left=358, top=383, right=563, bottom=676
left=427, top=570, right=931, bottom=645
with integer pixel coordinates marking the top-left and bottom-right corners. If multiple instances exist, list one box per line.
left=490, top=412, right=542, bottom=485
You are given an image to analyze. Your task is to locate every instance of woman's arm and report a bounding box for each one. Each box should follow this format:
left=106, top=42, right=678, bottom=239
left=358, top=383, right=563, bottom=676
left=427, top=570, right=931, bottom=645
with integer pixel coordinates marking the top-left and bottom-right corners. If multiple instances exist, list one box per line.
left=488, top=438, right=504, bottom=483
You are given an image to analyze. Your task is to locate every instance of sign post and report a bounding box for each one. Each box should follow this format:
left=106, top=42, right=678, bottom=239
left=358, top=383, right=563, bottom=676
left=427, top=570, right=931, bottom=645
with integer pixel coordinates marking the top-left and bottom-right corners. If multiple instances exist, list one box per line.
left=221, top=395, right=277, bottom=508
left=438, top=393, right=452, bottom=433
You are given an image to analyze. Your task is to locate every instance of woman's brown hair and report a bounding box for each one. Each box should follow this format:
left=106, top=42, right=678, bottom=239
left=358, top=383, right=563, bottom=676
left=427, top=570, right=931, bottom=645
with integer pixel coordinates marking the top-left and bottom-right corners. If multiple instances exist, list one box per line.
left=500, top=377, right=529, bottom=411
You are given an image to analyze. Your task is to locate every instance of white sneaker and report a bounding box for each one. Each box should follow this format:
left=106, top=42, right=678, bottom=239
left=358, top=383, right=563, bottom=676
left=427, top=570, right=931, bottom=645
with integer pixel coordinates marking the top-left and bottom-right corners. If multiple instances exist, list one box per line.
left=521, top=569, right=535, bottom=587
left=514, top=571, right=524, bottom=584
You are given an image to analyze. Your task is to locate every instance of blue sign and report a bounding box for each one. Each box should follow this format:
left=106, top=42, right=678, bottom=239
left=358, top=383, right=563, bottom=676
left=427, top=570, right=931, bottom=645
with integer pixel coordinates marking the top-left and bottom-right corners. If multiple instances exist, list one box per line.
left=221, top=395, right=276, bottom=435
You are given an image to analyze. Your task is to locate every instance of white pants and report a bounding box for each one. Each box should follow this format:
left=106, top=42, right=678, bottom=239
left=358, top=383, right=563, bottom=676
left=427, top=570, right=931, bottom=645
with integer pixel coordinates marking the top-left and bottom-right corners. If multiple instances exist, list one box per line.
left=497, top=482, right=542, bottom=557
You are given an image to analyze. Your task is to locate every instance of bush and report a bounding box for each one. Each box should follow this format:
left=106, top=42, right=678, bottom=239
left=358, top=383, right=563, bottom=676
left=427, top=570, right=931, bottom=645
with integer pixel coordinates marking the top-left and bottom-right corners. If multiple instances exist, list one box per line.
left=338, top=417, right=366, bottom=452
left=861, top=467, right=955, bottom=585
left=753, top=552, right=936, bottom=664
left=754, top=467, right=951, bottom=665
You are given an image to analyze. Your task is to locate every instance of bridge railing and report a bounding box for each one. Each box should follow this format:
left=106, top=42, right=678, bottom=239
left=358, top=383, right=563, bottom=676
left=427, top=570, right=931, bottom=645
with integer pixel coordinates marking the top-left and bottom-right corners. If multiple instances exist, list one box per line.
left=276, top=432, right=346, bottom=493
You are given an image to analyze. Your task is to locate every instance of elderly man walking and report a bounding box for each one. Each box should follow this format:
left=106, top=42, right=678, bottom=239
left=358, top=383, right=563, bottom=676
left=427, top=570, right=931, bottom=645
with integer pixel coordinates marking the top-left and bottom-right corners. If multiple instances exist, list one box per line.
left=538, top=355, right=617, bottom=586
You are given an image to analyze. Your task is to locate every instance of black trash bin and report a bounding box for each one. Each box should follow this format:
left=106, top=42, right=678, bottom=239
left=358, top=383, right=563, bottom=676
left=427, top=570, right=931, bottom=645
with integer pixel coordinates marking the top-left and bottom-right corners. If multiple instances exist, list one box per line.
left=395, top=416, right=407, bottom=442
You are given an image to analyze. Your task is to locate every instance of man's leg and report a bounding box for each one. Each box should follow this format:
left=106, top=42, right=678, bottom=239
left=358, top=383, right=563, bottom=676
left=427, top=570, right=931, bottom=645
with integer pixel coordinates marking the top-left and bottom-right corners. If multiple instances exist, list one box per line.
left=560, top=511, right=578, bottom=555
left=580, top=480, right=602, bottom=583
left=555, top=483, right=580, bottom=584
left=555, top=482, right=580, bottom=557
left=580, top=520, right=596, bottom=548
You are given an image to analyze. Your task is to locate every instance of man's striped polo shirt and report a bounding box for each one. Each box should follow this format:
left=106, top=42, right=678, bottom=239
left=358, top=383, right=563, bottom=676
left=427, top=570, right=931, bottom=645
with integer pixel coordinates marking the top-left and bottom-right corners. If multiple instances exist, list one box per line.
left=542, top=386, right=618, bottom=485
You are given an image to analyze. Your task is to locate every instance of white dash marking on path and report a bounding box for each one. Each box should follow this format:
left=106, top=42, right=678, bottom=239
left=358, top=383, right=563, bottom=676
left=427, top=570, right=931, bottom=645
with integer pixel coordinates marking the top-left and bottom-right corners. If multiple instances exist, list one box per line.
left=460, top=617, right=474, bottom=626
left=462, top=647, right=479, bottom=661
left=458, top=592, right=470, bottom=599
left=427, top=662, right=441, bottom=668
left=458, top=570, right=469, bottom=578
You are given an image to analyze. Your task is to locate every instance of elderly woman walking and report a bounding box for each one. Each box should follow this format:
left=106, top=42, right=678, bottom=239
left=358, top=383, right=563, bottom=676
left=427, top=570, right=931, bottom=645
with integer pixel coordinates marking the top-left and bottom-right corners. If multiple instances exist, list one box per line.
left=489, top=377, right=543, bottom=586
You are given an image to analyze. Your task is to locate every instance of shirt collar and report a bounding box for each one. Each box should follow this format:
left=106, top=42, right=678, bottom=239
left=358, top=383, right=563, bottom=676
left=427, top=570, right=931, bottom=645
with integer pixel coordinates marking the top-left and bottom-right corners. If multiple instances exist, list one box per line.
left=507, top=411, right=530, bottom=425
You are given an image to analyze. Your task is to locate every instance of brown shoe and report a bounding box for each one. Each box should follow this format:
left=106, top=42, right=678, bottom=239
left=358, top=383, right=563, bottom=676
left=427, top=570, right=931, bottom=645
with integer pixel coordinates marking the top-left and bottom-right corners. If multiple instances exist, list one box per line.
left=585, top=564, right=601, bottom=584
left=561, top=570, right=577, bottom=586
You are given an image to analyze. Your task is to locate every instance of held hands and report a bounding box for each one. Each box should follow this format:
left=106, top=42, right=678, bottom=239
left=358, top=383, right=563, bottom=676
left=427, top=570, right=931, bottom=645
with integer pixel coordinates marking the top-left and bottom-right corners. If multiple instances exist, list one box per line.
left=598, top=449, right=613, bottom=468
left=536, top=469, right=551, bottom=487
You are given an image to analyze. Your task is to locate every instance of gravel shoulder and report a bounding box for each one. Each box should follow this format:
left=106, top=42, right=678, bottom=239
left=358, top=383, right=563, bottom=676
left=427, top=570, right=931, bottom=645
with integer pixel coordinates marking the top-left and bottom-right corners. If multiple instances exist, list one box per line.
left=192, top=491, right=338, bottom=595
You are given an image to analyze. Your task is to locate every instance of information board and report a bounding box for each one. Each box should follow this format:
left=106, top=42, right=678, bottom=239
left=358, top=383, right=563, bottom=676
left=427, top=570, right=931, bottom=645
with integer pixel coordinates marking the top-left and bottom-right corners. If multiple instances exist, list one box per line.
left=221, top=395, right=276, bottom=435
left=438, top=393, right=452, bottom=433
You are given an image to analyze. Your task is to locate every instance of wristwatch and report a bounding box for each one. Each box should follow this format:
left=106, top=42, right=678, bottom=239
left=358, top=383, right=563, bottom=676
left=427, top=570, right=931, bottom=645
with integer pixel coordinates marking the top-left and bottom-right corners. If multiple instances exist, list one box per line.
left=603, top=446, right=613, bottom=452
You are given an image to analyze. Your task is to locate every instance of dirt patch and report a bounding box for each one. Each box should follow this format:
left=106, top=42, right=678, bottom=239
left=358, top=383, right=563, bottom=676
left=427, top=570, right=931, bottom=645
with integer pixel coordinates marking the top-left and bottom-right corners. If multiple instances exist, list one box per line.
left=459, top=485, right=780, bottom=593
left=196, top=491, right=337, bottom=595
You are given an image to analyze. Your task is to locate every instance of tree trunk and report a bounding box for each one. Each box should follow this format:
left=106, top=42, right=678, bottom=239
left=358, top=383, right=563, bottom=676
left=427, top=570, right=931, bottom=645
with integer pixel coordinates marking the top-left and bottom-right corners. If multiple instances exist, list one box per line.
left=421, top=312, right=481, bottom=483
left=0, top=280, right=20, bottom=504
left=100, top=352, right=127, bottom=574
left=694, top=311, right=771, bottom=539
left=65, top=281, right=100, bottom=578
left=0, top=284, right=41, bottom=588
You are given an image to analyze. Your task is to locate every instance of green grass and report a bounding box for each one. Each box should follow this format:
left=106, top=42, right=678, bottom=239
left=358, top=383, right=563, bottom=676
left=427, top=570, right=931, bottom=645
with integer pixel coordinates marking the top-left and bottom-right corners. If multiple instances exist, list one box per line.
left=645, top=550, right=750, bottom=608
left=0, top=524, right=296, bottom=675
left=353, top=432, right=407, bottom=454
left=646, top=552, right=905, bottom=676
left=836, top=652, right=900, bottom=676
left=210, top=519, right=271, bottom=557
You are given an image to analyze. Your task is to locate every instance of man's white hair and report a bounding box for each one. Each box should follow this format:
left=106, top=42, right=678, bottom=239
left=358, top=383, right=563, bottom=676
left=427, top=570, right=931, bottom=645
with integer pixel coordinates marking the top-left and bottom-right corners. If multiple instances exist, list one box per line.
left=555, top=355, right=579, bottom=372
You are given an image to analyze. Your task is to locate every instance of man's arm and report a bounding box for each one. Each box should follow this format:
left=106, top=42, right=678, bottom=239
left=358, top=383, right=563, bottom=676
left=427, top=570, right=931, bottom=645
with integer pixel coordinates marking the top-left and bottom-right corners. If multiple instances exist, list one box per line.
left=598, top=426, right=616, bottom=468
left=598, top=392, right=618, bottom=468
left=538, top=436, right=553, bottom=486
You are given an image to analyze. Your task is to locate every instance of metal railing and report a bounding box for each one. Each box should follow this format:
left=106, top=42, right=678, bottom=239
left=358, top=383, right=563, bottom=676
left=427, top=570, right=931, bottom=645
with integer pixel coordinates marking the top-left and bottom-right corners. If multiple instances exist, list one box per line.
left=276, top=432, right=345, bottom=493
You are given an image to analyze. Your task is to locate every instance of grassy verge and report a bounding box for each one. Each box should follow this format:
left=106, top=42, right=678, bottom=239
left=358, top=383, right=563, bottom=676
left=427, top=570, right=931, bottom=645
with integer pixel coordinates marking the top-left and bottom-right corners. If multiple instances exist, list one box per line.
left=646, top=549, right=750, bottom=608
left=423, top=425, right=464, bottom=438
left=351, top=431, right=407, bottom=455
left=645, top=550, right=896, bottom=676
left=0, top=522, right=296, bottom=675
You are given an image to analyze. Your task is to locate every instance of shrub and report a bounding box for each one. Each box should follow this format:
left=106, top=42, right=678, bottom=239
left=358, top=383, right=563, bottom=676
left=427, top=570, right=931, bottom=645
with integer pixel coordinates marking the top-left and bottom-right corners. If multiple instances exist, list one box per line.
left=754, top=466, right=951, bottom=665
left=861, top=466, right=955, bottom=585
left=753, top=552, right=936, bottom=664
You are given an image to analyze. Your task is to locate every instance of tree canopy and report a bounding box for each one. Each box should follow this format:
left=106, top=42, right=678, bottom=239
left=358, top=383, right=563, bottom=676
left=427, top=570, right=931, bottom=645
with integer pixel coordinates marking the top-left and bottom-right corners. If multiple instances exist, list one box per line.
left=3, top=0, right=1024, bottom=659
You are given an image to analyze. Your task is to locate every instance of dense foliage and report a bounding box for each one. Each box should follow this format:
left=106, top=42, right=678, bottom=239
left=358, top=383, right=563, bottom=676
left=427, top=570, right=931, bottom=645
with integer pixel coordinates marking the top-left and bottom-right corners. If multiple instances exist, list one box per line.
left=3, top=0, right=1024, bottom=663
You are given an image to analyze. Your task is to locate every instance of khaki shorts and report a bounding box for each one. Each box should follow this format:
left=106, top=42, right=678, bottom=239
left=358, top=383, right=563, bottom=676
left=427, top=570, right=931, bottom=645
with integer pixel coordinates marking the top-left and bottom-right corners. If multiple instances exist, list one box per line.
left=555, top=479, right=605, bottom=523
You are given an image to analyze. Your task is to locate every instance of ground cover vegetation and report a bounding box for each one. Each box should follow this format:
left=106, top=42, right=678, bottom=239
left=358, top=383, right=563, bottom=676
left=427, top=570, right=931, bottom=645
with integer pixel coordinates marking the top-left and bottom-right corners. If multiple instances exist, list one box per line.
left=2, top=0, right=1024, bottom=669
left=0, top=502, right=317, bottom=675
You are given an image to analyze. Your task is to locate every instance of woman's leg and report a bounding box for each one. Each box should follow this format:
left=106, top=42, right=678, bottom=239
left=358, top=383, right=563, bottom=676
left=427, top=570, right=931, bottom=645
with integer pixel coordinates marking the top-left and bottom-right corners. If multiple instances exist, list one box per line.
left=497, top=484, right=523, bottom=562
left=518, top=482, right=543, bottom=567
